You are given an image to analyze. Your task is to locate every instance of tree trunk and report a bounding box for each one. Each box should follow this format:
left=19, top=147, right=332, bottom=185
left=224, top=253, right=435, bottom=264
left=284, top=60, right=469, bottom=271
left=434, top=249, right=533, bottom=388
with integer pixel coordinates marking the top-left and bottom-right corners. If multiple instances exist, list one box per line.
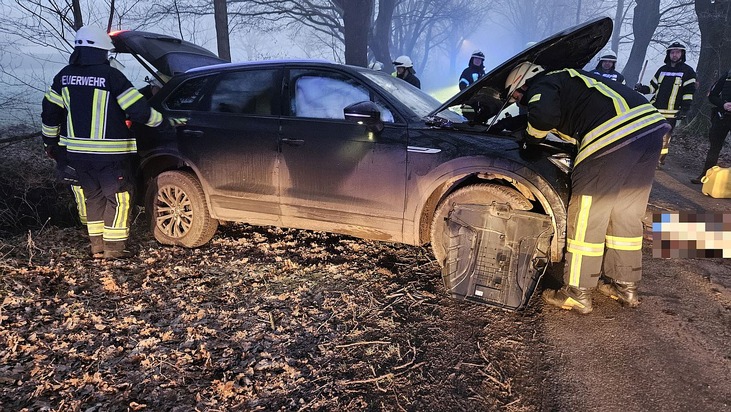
left=692, top=0, right=731, bottom=118
left=370, top=0, right=396, bottom=67
left=338, top=0, right=373, bottom=66
left=623, top=0, right=660, bottom=86
left=611, top=0, right=624, bottom=54
left=107, top=0, right=115, bottom=32
left=72, top=0, right=83, bottom=30
left=213, top=0, right=231, bottom=62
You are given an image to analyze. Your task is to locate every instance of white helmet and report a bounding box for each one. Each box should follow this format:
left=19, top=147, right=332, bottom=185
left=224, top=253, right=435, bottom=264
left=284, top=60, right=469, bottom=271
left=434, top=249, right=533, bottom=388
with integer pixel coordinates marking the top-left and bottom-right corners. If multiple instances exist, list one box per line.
left=392, top=55, right=413, bottom=68
left=505, top=61, right=544, bottom=97
left=74, top=26, right=114, bottom=50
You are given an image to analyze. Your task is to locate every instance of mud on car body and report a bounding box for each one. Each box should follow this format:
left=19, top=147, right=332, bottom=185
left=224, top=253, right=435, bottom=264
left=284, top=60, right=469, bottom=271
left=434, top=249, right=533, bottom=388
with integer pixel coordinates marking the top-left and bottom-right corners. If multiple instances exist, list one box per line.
left=110, top=18, right=613, bottom=272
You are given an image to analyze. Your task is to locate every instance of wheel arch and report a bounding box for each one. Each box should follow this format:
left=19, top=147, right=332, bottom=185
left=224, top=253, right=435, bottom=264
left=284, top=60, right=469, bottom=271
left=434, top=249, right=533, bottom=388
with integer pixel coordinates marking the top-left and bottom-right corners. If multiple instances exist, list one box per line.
left=412, top=162, right=567, bottom=262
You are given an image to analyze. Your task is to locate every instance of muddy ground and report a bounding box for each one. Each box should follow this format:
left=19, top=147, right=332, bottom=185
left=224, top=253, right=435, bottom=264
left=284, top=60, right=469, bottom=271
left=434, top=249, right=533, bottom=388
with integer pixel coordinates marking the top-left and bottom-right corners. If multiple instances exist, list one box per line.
left=0, top=137, right=729, bottom=411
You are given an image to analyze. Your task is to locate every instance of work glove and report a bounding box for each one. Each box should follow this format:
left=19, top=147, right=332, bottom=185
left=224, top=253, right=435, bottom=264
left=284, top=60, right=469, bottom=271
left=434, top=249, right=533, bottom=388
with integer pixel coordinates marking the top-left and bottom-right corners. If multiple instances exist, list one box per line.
left=43, top=143, right=62, bottom=161
left=487, top=113, right=525, bottom=132
left=634, top=83, right=650, bottom=94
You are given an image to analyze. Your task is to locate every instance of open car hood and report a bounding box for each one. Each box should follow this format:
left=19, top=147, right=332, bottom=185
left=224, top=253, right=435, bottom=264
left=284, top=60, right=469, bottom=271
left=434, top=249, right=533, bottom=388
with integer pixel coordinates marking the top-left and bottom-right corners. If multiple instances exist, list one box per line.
left=430, top=17, right=613, bottom=116
left=110, top=30, right=226, bottom=78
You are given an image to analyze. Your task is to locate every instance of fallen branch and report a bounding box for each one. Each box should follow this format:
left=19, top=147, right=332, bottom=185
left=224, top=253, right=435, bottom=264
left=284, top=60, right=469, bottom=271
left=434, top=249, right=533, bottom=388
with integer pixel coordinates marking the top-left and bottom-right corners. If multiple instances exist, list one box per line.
left=335, top=340, right=390, bottom=349
left=339, top=372, right=394, bottom=385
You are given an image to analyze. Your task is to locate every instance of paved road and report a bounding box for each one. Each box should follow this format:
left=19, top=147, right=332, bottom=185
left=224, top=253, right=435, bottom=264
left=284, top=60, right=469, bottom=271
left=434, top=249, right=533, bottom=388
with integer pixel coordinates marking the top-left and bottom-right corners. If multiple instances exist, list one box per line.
left=538, top=153, right=731, bottom=412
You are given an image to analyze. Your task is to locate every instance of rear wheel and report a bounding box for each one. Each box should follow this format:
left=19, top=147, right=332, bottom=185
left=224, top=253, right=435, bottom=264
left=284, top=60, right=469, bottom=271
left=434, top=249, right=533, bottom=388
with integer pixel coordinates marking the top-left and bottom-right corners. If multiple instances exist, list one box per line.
left=146, top=170, right=218, bottom=247
left=429, top=183, right=532, bottom=266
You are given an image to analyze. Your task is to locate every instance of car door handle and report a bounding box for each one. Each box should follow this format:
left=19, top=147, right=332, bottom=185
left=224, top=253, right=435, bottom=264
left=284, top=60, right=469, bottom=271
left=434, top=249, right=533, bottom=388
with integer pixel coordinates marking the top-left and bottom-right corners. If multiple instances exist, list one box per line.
left=281, top=138, right=305, bottom=146
left=182, top=129, right=204, bottom=138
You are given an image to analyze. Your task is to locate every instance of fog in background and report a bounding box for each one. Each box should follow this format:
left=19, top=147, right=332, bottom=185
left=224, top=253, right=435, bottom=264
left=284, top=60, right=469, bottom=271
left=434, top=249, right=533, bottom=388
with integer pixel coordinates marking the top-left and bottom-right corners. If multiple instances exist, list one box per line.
left=0, top=0, right=701, bottom=127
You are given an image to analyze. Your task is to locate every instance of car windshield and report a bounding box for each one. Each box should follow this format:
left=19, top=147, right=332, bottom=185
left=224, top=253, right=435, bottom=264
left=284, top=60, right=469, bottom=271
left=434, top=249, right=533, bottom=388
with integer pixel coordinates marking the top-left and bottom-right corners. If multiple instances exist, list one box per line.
left=360, top=70, right=464, bottom=123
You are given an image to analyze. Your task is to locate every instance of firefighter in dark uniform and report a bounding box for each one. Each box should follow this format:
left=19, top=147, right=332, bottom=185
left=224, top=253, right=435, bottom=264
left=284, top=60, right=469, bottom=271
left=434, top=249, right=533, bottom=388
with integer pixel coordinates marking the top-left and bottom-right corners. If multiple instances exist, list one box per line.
left=41, top=26, right=163, bottom=259
left=635, top=42, right=696, bottom=167
left=459, top=50, right=486, bottom=91
left=691, top=69, right=731, bottom=184
left=505, top=62, right=670, bottom=314
left=589, top=53, right=625, bottom=84
left=392, top=55, right=421, bottom=89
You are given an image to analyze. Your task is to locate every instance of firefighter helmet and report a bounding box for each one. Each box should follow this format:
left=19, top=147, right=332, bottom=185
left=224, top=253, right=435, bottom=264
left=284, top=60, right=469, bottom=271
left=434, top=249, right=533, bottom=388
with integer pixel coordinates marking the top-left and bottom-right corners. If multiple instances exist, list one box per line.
left=74, top=26, right=114, bottom=50
left=505, top=61, right=544, bottom=97
left=392, top=55, right=413, bottom=68
left=471, top=50, right=485, bottom=60
left=666, top=42, right=686, bottom=52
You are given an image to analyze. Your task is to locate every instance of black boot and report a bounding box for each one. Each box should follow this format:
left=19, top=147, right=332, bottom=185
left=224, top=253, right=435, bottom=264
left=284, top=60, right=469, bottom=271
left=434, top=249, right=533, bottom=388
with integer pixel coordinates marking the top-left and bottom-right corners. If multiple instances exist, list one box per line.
left=90, top=236, right=104, bottom=259
left=542, top=285, right=593, bottom=314
left=690, top=176, right=704, bottom=185
left=597, top=278, right=639, bottom=307
left=103, top=240, right=132, bottom=259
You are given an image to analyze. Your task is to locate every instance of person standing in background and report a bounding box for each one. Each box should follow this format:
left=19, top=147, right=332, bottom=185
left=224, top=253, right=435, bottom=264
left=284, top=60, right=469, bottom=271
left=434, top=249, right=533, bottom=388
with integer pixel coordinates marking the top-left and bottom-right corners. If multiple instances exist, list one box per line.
left=635, top=42, right=696, bottom=168
left=459, top=50, right=486, bottom=91
left=392, top=55, right=421, bottom=89
left=691, top=69, right=731, bottom=184
left=589, top=53, right=625, bottom=84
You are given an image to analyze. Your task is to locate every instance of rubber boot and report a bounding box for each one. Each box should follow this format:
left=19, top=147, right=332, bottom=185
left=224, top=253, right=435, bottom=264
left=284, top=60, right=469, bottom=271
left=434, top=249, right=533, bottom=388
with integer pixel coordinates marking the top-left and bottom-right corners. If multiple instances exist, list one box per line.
left=90, top=236, right=104, bottom=259
left=103, top=240, right=132, bottom=259
left=542, top=285, right=593, bottom=314
left=598, top=278, right=639, bottom=308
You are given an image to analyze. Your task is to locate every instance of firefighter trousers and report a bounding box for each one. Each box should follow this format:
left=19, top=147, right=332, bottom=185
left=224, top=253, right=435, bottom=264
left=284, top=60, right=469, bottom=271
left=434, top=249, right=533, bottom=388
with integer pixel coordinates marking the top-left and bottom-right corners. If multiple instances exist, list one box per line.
left=72, top=157, right=135, bottom=245
left=700, top=113, right=731, bottom=175
left=564, top=125, right=668, bottom=288
left=658, top=117, right=678, bottom=164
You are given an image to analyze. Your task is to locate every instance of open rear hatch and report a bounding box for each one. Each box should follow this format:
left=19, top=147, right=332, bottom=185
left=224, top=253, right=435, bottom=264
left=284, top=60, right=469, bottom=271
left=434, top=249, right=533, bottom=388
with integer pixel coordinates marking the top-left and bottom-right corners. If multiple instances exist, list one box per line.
left=110, top=30, right=226, bottom=80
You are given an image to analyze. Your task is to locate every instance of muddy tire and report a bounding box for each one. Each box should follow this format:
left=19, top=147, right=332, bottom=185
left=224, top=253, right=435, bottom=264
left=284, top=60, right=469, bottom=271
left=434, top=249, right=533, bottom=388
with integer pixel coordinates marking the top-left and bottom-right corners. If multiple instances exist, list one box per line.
left=429, top=183, right=532, bottom=267
left=146, top=170, right=218, bottom=247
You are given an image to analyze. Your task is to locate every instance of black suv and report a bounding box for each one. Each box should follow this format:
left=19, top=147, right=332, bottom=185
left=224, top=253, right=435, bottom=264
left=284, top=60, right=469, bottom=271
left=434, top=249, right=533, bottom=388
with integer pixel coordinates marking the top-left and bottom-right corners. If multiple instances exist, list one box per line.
left=111, top=18, right=612, bottom=268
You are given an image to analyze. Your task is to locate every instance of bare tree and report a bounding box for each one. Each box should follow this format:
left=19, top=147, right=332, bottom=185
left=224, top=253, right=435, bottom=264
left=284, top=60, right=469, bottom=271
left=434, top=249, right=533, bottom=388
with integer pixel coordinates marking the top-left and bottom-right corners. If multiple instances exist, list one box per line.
left=214, top=0, right=231, bottom=61
left=369, top=0, right=395, bottom=67
left=692, top=0, right=731, bottom=117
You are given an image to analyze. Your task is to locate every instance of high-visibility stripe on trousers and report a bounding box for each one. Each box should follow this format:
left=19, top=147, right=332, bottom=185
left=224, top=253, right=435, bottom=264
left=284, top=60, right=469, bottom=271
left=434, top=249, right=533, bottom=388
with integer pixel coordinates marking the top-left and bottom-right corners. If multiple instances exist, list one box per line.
left=70, top=185, right=87, bottom=225
left=563, top=125, right=667, bottom=288
left=72, top=157, right=134, bottom=244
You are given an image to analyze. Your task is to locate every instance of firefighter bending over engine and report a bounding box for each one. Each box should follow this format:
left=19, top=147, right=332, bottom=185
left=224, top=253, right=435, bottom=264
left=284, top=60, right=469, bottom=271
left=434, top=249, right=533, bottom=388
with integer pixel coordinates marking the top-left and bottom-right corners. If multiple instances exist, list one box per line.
left=505, top=61, right=669, bottom=314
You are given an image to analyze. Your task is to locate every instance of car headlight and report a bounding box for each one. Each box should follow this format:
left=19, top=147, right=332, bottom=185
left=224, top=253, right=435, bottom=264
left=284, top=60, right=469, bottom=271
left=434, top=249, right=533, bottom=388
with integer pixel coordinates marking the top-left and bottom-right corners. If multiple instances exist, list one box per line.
left=548, top=153, right=573, bottom=174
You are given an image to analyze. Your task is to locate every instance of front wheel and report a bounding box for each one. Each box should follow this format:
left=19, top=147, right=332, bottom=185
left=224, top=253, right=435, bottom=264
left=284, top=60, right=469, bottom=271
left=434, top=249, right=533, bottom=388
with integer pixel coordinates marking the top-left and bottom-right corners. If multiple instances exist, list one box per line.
left=146, top=170, right=218, bottom=247
left=429, top=183, right=532, bottom=266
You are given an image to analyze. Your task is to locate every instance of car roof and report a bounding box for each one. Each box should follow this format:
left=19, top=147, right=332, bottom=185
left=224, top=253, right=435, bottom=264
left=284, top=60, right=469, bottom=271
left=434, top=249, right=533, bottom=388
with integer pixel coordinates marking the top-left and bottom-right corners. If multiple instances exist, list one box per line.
left=185, top=59, right=335, bottom=73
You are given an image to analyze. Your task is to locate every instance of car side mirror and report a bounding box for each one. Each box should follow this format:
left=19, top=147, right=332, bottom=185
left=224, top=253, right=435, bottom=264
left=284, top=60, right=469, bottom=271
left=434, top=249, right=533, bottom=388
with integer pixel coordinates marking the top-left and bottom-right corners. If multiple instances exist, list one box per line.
left=344, top=101, right=384, bottom=133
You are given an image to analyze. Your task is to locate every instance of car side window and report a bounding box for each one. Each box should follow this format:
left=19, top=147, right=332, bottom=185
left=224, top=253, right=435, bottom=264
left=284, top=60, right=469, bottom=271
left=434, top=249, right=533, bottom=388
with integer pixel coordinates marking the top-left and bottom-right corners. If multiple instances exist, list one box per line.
left=290, top=70, right=394, bottom=122
left=165, top=76, right=212, bottom=111
left=206, top=69, right=279, bottom=115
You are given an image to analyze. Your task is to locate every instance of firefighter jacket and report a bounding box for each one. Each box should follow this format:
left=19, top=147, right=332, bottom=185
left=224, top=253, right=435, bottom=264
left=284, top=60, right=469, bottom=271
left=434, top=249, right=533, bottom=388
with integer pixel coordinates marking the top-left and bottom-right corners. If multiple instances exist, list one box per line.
left=41, top=48, right=163, bottom=159
left=708, top=70, right=731, bottom=116
left=521, top=69, right=667, bottom=166
left=397, top=68, right=421, bottom=89
left=589, top=66, right=625, bottom=84
left=646, top=62, right=696, bottom=119
left=459, top=61, right=486, bottom=90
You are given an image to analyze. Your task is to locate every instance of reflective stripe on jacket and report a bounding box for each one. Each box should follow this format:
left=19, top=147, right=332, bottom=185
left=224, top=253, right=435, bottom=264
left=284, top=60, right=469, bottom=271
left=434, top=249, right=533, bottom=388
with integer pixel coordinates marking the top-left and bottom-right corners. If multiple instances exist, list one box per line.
left=42, top=61, right=162, bottom=155
left=523, top=69, right=667, bottom=166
